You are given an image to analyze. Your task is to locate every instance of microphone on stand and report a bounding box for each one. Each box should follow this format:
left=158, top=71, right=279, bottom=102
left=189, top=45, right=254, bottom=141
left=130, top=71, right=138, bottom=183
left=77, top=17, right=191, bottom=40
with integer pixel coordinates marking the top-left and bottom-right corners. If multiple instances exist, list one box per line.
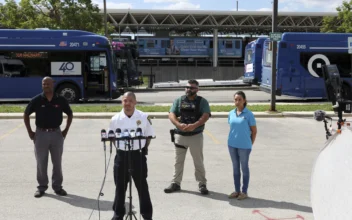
left=108, top=130, right=115, bottom=154
left=101, top=129, right=107, bottom=142
left=101, top=129, right=107, bottom=151
left=123, top=129, right=130, bottom=150
left=136, top=127, right=143, bottom=153
left=115, top=128, right=121, bottom=150
left=136, top=127, right=142, bottom=137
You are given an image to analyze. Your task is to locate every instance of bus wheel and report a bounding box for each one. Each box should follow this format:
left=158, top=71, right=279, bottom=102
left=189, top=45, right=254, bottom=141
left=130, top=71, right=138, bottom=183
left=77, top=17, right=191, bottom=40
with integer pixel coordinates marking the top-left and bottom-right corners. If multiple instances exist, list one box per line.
left=56, top=84, right=79, bottom=103
left=342, top=83, right=352, bottom=100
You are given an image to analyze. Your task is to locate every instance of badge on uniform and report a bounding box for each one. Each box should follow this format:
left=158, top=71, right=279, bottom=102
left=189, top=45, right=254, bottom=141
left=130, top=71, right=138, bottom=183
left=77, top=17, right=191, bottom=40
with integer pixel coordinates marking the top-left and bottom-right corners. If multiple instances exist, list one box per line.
left=147, top=116, right=152, bottom=125
left=136, top=120, right=141, bottom=126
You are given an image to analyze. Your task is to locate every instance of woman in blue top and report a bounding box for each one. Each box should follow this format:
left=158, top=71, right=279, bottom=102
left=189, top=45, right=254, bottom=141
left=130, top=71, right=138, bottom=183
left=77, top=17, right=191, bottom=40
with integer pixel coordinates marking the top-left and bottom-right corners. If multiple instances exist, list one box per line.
left=227, top=91, right=257, bottom=200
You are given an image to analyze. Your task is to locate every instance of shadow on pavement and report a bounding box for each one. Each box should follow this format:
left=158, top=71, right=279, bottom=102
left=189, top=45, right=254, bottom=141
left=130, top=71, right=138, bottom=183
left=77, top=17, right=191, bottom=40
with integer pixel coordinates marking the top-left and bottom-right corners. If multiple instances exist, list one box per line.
left=181, top=190, right=312, bottom=213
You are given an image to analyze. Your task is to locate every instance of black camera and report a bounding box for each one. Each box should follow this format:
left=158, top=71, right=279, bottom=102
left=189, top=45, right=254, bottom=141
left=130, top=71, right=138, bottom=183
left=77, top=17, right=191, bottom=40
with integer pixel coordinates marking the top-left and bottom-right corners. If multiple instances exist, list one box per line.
left=322, top=64, right=352, bottom=114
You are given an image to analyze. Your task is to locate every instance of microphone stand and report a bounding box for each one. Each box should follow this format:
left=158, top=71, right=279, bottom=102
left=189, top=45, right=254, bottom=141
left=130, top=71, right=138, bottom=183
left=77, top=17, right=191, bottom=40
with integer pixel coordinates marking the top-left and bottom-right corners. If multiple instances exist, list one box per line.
left=125, top=137, right=137, bottom=220
left=323, top=119, right=332, bottom=140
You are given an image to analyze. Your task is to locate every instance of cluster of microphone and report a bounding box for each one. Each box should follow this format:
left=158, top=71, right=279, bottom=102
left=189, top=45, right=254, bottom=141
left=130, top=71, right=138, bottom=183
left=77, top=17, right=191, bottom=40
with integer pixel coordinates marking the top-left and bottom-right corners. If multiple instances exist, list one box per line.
left=101, top=128, right=154, bottom=142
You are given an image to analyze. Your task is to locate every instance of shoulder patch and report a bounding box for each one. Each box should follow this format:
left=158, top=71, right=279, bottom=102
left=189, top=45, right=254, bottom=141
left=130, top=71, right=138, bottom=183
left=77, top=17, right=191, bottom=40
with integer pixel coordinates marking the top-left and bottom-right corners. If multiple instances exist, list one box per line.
left=147, top=116, right=152, bottom=125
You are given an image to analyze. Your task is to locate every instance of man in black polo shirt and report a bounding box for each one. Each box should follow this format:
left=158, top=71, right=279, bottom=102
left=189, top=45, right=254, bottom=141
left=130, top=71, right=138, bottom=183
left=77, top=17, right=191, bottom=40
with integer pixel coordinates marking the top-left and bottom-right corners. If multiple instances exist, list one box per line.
left=23, top=77, right=73, bottom=198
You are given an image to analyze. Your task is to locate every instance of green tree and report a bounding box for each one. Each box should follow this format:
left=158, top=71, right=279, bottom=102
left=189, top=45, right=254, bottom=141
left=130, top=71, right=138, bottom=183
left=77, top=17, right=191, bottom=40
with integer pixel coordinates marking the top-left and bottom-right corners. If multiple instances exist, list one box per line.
left=0, top=0, right=116, bottom=35
left=321, top=0, right=352, bottom=33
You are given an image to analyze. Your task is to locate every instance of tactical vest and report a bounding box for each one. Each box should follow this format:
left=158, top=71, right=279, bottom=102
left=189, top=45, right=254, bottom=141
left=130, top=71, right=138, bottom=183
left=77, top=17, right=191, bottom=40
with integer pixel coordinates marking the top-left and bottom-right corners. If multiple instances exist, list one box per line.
left=179, top=95, right=202, bottom=124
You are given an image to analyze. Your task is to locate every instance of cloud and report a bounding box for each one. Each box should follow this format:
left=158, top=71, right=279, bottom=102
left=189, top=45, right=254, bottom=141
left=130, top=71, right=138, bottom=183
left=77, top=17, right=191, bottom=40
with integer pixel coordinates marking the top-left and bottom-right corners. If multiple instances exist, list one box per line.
left=156, top=2, right=201, bottom=10
left=280, top=0, right=343, bottom=11
left=93, top=0, right=133, bottom=9
left=144, top=0, right=188, bottom=2
left=231, top=8, right=247, bottom=11
left=256, top=8, right=272, bottom=11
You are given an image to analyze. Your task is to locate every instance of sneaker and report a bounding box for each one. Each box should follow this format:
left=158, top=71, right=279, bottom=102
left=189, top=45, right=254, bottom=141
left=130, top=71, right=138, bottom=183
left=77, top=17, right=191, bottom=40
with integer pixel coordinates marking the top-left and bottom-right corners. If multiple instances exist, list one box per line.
left=34, top=190, right=45, bottom=198
left=228, top=192, right=240, bottom=199
left=237, top=192, right=248, bottom=200
left=199, top=184, right=209, bottom=195
left=164, top=183, right=181, bottom=193
left=55, top=189, right=67, bottom=196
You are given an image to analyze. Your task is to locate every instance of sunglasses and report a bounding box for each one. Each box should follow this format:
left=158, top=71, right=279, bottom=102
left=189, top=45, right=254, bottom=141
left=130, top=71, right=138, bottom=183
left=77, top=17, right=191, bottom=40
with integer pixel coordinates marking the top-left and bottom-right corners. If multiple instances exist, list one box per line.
left=185, top=86, right=198, bottom=90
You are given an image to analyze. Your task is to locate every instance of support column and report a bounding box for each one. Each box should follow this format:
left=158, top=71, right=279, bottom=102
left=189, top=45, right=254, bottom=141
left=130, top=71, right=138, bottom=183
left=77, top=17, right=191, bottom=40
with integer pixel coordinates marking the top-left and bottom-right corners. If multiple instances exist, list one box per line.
left=213, top=29, right=218, bottom=68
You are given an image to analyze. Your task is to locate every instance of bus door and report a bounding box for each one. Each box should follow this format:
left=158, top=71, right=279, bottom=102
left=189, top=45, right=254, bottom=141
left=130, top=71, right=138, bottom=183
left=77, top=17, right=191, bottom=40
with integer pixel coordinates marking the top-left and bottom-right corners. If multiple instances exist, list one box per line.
left=86, top=52, right=109, bottom=97
left=279, top=42, right=303, bottom=97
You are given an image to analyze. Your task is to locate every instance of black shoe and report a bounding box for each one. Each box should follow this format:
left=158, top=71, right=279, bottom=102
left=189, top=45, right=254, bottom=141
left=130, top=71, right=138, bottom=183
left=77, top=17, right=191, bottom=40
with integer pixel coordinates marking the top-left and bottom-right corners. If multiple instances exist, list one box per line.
left=55, top=189, right=67, bottom=196
left=34, top=190, right=45, bottom=198
left=199, top=184, right=209, bottom=195
left=164, top=183, right=181, bottom=193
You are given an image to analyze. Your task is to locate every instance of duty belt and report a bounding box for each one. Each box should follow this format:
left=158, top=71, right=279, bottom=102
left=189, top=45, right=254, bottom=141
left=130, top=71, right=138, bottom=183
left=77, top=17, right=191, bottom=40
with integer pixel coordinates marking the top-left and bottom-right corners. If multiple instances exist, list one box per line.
left=174, top=130, right=202, bottom=136
left=37, top=127, right=60, bottom=132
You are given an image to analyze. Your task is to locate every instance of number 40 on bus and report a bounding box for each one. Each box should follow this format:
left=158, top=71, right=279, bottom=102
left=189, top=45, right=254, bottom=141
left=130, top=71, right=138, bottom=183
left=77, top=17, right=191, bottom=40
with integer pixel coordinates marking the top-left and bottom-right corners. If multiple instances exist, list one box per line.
left=0, top=29, right=124, bottom=103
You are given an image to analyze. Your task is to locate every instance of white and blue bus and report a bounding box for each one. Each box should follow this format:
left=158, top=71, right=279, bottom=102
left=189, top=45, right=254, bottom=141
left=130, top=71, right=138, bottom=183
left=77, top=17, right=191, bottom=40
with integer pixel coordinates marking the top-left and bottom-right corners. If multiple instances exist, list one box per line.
left=0, top=29, right=123, bottom=102
left=243, top=37, right=267, bottom=84
left=260, top=33, right=352, bottom=99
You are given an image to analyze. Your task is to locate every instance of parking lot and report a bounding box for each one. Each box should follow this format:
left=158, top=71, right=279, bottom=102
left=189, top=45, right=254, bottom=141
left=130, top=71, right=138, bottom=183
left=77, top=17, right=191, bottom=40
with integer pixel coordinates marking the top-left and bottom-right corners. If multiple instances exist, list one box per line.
left=0, top=117, right=327, bottom=220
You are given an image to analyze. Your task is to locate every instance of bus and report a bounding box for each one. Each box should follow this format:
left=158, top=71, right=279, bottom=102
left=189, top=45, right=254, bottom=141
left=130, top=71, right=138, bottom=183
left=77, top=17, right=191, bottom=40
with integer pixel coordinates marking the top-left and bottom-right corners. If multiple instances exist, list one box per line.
left=260, top=33, right=352, bottom=99
left=243, top=37, right=267, bottom=84
left=0, top=29, right=123, bottom=102
left=111, top=41, right=143, bottom=87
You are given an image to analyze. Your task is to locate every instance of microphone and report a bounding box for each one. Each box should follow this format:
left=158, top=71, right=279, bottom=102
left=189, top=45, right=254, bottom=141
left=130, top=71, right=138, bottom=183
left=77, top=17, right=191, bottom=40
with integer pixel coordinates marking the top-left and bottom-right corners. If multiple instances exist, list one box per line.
left=108, top=130, right=115, bottom=154
left=314, top=110, right=332, bottom=121
left=123, top=129, right=130, bottom=150
left=130, top=129, right=136, bottom=138
left=108, top=130, right=115, bottom=140
left=115, top=128, right=121, bottom=138
left=136, top=128, right=142, bottom=137
left=101, top=129, right=107, bottom=142
left=115, top=128, right=121, bottom=150
left=123, top=129, right=130, bottom=138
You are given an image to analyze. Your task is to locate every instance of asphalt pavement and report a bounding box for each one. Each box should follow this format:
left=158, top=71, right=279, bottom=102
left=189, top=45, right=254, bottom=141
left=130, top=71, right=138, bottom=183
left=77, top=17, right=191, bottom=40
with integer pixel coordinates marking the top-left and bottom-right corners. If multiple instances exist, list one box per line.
left=0, top=117, right=334, bottom=220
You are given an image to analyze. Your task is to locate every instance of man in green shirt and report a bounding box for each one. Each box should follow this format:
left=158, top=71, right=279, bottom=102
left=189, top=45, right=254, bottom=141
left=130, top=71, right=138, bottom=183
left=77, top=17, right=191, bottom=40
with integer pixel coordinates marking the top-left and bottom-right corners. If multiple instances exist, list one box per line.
left=164, top=79, right=211, bottom=195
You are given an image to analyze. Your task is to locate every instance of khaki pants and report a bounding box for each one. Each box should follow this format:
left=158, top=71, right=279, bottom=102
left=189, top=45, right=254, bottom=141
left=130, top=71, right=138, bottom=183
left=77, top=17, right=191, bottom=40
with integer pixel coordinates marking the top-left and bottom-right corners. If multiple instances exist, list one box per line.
left=172, top=133, right=207, bottom=186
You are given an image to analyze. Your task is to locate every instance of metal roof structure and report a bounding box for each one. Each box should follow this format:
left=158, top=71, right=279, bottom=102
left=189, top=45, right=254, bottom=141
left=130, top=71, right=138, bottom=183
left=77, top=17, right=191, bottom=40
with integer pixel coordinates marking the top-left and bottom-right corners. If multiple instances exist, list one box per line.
left=105, top=9, right=339, bottom=34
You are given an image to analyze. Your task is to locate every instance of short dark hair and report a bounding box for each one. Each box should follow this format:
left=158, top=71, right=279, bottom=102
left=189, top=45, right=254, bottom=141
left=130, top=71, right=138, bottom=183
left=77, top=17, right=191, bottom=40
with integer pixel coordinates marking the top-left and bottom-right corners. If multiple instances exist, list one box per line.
left=234, top=91, right=247, bottom=107
left=123, top=91, right=136, bottom=100
left=188, top=79, right=199, bottom=86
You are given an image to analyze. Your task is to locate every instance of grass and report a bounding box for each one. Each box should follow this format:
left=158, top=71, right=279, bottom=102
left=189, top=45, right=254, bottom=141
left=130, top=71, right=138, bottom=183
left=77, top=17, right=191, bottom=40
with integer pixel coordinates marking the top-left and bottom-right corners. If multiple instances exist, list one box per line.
left=0, top=104, right=334, bottom=113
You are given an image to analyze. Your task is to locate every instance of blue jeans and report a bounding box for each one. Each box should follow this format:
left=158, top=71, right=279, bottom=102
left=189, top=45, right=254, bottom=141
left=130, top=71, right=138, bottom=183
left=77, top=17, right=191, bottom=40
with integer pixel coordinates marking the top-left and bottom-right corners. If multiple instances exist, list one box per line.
left=228, top=146, right=251, bottom=193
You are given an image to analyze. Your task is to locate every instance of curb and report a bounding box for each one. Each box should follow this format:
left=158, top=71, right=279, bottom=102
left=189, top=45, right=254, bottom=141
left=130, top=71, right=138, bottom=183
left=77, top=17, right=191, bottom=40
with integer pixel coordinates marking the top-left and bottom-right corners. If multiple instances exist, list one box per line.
left=128, top=86, right=258, bottom=92
left=1, top=112, right=351, bottom=119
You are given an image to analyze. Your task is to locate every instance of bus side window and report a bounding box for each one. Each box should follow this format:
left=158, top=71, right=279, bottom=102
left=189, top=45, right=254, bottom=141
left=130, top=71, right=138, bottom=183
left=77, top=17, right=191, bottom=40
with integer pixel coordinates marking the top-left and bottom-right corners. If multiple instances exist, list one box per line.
left=225, top=40, right=232, bottom=49
left=235, top=40, right=241, bottom=49
left=0, top=64, right=3, bottom=74
left=161, top=40, right=167, bottom=48
left=210, top=40, right=213, bottom=49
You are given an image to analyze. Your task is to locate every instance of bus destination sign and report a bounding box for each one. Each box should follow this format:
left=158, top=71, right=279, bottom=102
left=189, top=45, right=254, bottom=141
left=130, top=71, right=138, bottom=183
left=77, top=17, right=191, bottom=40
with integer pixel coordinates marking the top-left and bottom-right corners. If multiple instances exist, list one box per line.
left=10, top=52, right=48, bottom=59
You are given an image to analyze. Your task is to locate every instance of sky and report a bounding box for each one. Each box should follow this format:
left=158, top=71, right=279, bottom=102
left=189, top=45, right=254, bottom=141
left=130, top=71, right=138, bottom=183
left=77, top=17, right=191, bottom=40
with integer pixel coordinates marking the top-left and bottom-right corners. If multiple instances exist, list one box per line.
left=92, top=0, right=344, bottom=12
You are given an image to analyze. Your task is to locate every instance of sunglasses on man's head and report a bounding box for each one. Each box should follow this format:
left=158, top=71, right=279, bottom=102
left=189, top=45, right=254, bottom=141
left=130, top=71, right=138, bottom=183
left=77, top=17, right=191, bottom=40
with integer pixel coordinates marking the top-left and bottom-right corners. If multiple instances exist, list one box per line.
left=185, top=86, right=198, bottom=90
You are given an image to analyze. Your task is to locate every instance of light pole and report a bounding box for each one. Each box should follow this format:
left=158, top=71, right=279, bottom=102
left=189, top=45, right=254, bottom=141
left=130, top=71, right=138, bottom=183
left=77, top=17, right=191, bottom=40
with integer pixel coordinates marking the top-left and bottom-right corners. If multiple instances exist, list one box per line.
left=270, top=0, right=278, bottom=111
left=104, top=0, right=108, bottom=37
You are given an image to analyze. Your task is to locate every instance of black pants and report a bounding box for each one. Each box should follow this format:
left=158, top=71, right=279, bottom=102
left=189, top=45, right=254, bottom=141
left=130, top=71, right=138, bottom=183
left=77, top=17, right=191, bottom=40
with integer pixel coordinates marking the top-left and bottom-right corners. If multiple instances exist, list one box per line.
left=113, top=149, right=152, bottom=220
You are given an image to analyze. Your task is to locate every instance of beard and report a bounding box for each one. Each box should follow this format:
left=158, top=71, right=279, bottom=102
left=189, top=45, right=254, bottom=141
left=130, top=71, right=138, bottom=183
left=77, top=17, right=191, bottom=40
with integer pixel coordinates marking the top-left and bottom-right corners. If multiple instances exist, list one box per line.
left=186, top=90, right=196, bottom=96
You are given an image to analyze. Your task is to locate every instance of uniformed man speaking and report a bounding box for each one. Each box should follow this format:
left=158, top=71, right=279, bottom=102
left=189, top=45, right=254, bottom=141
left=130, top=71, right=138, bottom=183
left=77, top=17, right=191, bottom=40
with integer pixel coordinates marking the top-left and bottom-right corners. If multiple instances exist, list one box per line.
left=164, top=79, right=211, bottom=194
left=23, top=77, right=73, bottom=198
left=109, top=92, right=154, bottom=220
